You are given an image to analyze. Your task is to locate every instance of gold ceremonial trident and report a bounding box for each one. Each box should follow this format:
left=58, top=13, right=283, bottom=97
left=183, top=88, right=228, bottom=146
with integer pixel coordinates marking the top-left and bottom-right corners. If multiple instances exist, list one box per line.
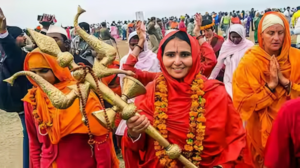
left=4, top=6, right=197, bottom=168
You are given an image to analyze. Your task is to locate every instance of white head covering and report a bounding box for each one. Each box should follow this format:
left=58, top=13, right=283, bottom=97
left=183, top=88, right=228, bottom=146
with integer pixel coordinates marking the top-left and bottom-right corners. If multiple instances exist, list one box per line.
left=116, top=32, right=161, bottom=136
left=120, top=31, right=160, bottom=72
left=209, top=24, right=254, bottom=98
left=165, top=29, right=177, bottom=36
left=119, top=31, right=160, bottom=89
left=261, top=14, right=284, bottom=32
left=255, top=11, right=260, bottom=17
left=47, top=25, right=68, bottom=37
left=217, top=24, right=254, bottom=63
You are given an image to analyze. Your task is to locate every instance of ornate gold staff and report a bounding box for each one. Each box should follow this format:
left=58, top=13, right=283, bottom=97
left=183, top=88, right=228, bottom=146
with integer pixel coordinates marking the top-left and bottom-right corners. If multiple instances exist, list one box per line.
left=4, top=6, right=197, bottom=168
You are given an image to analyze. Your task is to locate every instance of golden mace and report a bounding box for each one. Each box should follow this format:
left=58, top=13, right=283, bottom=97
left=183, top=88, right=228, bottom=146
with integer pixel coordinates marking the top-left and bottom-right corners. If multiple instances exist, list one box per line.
left=4, top=6, right=197, bottom=168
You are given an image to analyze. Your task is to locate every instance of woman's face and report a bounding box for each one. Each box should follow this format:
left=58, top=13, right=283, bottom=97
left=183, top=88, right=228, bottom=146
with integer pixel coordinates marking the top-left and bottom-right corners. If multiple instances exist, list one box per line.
left=129, top=37, right=139, bottom=51
left=203, top=29, right=213, bottom=39
left=162, top=38, right=193, bottom=80
left=229, top=32, right=242, bottom=44
left=30, top=68, right=57, bottom=85
left=262, top=24, right=285, bottom=53
left=47, top=33, right=68, bottom=52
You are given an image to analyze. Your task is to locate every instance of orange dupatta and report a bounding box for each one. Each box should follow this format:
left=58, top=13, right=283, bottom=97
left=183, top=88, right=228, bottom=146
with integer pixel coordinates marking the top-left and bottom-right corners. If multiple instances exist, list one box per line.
left=232, top=12, right=300, bottom=167
left=22, top=51, right=109, bottom=144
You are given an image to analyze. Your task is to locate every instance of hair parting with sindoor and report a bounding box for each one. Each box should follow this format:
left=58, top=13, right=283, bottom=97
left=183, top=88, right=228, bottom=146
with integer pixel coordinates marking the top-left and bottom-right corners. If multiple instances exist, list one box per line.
left=161, top=31, right=191, bottom=55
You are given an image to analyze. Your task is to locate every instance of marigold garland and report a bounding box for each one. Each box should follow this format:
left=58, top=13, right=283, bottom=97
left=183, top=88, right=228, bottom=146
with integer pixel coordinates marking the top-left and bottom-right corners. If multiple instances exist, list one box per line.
left=200, top=22, right=215, bottom=31
left=153, top=73, right=206, bottom=167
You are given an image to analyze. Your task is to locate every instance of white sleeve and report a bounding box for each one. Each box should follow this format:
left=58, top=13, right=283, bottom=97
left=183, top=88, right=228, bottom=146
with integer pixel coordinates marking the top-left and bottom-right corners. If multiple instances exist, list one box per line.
left=0, top=31, right=9, bottom=39
left=209, top=57, right=225, bottom=79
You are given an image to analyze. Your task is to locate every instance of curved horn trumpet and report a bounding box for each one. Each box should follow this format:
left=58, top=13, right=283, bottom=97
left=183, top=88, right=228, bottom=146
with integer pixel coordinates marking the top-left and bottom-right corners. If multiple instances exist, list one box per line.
left=4, top=71, right=78, bottom=109
left=74, top=5, right=133, bottom=78
left=74, top=5, right=115, bottom=65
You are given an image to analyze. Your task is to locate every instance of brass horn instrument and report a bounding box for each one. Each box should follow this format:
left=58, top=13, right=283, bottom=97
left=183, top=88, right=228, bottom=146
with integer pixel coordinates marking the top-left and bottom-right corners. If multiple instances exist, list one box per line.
left=4, top=71, right=90, bottom=124
left=75, top=6, right=197, bottom=168
left=74, top=6, right=133, bottom=79
left=3, top=5, right=197, bottom=168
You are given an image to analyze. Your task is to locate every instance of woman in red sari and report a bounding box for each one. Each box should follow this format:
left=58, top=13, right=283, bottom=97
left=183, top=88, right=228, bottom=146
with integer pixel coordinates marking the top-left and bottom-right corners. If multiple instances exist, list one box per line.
left=122, top=16, right=247, bottom=168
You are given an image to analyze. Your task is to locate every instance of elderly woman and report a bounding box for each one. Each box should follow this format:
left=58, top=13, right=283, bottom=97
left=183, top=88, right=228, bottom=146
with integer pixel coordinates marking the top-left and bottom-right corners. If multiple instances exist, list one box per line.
left=209, top=24, right=254, bottom=98
left=122, top=17, right=247, bottom=168
left=232, top=12, right=300, bottom=167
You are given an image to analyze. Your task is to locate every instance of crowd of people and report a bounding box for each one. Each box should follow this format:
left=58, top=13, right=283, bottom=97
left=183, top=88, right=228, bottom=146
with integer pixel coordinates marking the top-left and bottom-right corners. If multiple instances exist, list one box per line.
left=0, top=4, right=300, bottom=168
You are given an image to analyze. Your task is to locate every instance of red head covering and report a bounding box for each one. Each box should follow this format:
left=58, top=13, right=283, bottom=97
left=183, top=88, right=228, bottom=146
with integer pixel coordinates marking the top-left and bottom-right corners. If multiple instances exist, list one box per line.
left=156, top=30, right=201, bottom=94
left=128, top=31, right=204, bottom=167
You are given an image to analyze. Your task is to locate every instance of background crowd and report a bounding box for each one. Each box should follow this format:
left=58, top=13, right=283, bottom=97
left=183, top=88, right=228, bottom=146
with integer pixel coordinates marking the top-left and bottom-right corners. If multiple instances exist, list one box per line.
left=0, top=4, right=300, bottom=168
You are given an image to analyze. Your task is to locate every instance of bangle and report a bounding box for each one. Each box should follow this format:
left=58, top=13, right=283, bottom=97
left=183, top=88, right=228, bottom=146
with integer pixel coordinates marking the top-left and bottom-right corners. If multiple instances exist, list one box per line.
left=127, top=131, right=140, bottom=140
left=265, top=83, right=275, bottom=93
left=196, top=35, right=204, bottom=40
left=283, top=80, right=290, bottom=89
left=0, top=30, right=7, bottom=34
left=134, top=44, right=143, bottom=50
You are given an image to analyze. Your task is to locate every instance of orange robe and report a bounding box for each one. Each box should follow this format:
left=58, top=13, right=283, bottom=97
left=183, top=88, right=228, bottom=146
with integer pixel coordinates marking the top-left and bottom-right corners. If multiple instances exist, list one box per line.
left=232, top=12, right=300, bottom=167
left=22, top=51, right=119, bottom=168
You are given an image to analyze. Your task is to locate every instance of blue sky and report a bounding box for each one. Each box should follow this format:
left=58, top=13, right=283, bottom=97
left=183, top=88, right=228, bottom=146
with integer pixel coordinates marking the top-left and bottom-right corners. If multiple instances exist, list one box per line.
left=0, top=0, right=298, bottom=28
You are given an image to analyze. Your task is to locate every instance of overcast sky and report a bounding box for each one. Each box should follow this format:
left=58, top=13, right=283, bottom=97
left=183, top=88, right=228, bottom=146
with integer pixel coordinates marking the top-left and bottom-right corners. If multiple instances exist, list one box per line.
left=0, top=0, right=298, bottom=28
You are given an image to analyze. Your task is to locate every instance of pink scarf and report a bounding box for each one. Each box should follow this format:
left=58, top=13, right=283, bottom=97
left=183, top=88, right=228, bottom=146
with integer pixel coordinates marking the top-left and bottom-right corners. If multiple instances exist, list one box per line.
left=209, top=24, right=254, bottom=97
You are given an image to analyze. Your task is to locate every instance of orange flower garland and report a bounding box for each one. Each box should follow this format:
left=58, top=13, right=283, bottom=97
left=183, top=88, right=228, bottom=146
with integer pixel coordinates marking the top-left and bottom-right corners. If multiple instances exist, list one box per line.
left=200, top=21, right=215, bottom=31
left=30, top=88, right=54, bottom=131
left=153, top=73, right=206, bottom=167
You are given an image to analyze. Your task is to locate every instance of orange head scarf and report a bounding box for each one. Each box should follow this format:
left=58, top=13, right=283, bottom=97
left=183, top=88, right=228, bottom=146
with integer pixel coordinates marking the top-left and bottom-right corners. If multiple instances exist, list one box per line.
left=258, top=12, right=291, bottom=64
left=24, top=49, right=74, bottom=86
left=22, top=50, right=108, bottom=144
left=233, top=12, right=300, bottom=167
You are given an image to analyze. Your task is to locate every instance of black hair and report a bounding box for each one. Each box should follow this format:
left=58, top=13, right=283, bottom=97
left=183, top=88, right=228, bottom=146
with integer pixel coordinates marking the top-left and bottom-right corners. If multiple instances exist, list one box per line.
left=151, top=17, right=156, bottom=21
left=161, top=31, right=191, bottom=55
left=61, top=34, right=68, bottom=41
left=265, top=8, right=272, bottom=13
left=189, top=18, right=194, bottom=22
left=124, top=21, right=127, bottom=24
left=101, top=22, right=107, bottom=27
left=225, top=12, right=228, bottom=16
left=79, top=22, right=90, bottom=34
